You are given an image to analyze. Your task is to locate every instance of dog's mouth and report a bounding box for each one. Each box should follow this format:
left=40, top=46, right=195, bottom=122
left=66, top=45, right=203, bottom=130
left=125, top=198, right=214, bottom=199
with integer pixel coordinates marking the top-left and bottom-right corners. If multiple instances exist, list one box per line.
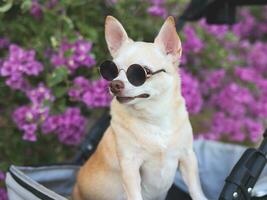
left=116, top=94, right=150, bottom=103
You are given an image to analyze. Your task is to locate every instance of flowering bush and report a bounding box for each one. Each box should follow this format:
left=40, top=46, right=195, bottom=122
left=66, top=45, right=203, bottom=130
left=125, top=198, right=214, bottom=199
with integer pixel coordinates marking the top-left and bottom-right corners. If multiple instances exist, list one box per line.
left=0, top=0, right=267, bottom=197
left=181, top=12, right=267, bottom=142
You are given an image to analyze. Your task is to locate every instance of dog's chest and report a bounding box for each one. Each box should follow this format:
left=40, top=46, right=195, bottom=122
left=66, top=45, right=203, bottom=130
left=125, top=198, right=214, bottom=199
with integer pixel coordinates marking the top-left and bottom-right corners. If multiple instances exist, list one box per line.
left=133, top=120, right=179, bottom=152
left=132, top=119, right=182, bottom=197
left=140, top=151, right=179, bottom=199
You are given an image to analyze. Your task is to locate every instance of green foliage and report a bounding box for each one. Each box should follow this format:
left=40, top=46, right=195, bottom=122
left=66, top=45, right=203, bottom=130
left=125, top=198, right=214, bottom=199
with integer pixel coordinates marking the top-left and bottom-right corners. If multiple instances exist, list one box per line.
left=47, top=67, right=68, bottom=87
left=0, top=0, right=180, bottom=173
left=0, top=0, right=13, bottom=13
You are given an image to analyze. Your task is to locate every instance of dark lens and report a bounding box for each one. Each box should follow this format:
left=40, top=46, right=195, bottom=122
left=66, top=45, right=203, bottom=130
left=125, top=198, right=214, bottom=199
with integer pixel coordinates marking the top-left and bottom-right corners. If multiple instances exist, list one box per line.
left=127, top=64, right=146, bottom=86
left=99, top=60, right=118, bottom=81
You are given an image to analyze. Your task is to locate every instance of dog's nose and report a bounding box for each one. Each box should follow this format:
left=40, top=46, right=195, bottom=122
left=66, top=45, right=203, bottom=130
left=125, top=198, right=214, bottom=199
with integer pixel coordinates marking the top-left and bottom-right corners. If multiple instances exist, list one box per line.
left=109, top=80, right=124, bottom=95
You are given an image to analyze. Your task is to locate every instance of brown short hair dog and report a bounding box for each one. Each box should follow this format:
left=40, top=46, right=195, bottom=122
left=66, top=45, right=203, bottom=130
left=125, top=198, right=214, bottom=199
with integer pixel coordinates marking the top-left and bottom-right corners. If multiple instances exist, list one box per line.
left=72, top=16, right=207, bottom=200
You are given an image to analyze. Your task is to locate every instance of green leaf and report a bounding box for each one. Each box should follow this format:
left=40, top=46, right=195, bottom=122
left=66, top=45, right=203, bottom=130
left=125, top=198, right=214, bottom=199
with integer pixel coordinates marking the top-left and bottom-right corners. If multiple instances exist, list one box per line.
left=47, top=67, right=69, bottom=87
left=64, top=49, right=73, bottom=58
left=43, top=99, right=53, bottom=107
left=20, top=0, right=32, bottom=12
left=0, top=0, right=13, bottom=13
left=56, top=98, right=67, bottom=113
left=62, top=15, right=74, bottom=29
left=52, top=86, right=68, bottom=98
left=50, top=36, right=59, bottom=49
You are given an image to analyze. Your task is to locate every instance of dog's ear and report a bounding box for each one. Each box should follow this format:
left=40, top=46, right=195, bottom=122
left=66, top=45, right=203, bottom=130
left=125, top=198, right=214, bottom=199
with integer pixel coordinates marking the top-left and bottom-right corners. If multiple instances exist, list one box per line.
left=105, top=16, right=131, bottom=57
left=154, top=16, right=182, bottom=64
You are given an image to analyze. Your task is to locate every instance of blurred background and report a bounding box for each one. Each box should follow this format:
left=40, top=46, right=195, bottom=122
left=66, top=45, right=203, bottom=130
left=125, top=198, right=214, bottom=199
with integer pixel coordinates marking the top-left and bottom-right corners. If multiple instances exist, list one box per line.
left=0, top=0, right=267, bottom=199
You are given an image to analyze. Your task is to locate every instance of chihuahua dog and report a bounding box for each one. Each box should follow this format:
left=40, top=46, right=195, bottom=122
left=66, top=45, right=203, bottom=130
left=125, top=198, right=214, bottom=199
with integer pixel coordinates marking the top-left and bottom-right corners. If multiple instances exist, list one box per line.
left=72, top=16, right=207, bottom=200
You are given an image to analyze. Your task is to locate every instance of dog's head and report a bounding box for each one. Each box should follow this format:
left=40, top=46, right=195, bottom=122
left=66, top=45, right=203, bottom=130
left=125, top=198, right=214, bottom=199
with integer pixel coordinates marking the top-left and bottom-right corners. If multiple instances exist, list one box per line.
left=103, top=16, right=182, bottom=106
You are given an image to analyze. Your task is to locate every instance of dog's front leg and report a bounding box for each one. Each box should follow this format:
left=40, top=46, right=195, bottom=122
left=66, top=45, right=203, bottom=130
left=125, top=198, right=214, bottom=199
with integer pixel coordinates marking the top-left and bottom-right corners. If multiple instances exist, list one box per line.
left=119, top=159, right=143, bottom=200
left=179, top=149, right=207, bottom=200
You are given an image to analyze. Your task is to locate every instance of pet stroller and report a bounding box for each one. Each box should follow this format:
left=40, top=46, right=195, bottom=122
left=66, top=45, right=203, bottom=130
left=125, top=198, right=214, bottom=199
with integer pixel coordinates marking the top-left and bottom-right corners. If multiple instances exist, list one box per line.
left=5, top=113, right=267, bottom=200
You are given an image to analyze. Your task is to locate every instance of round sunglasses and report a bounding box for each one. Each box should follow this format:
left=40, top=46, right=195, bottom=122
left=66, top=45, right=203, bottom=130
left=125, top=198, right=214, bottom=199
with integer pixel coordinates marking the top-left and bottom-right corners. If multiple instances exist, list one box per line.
left=99, top=60, right=166, bottom=86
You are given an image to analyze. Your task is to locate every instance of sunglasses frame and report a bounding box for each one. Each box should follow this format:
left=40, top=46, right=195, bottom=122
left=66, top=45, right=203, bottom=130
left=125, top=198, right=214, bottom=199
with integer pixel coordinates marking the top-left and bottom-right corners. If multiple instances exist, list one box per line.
left=99, top=60, right=166, bottom=86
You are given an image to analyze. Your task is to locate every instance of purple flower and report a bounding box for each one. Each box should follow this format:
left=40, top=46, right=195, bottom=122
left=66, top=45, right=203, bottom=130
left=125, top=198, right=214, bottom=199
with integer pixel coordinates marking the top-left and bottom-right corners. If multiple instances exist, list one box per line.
left=22, top=124, right=38, bottom=141
left=244, top=119, right=263, bottom=142
left=247, top=42, right=267, bottom=72
left=255, top=79, right=267, bottom=96
left=201, top=69, right=225, bottom=94
left=0, top=38, right=9, bottom=49
left=239, top=40, right=251, bottom=49
left=5, top=73, right=30, bottom=91
left=257, top=22, right=267, bottom=35
left=214, top=113, right=239, bottom=137
left=229, top=120, right=245, bottom=142
left=68, top=76, right=90, bottom=101
left=51, top=38, right=96, bottom=73
left=13, top=106, right=34, bottom=129
left=41, top=115, right=60, bottom=134
left=147, top=0, right=166, bottom=17
left=82, top=79, right=111, bottom=108
left=200, top=74, right=266, bottom=142
left=0, top=171, right=7, bottom=200
left=199, top=19, right=229, bottom=39
left=0, top=44, right=43, bottom=91
left=0, top=188, right=8, bottom=200
left=0, top=171, right=5, bottom=181
left=13, top=106, right=38, bottom=141
left=210, top=83, right=253, bottom=117
left=12, top=83, right=53, bottom=142
left=210, top=112, right=228, bottom=135
left=45, top=0, right=59, bottom=9
left=30, top=0, right=43, bottom=19
left=183, top=25, right=204, bottom=54
left=180, top=69, right=203, bottom=114
left=41, top=108, right=87, bottom=145
left=232, top=9, right=255, bottom=38
left=204, top=112, right=247, bottom=142
left=150, top=0, right=165, bottom=4
left=250, top=96, right=267, bottom=118
left=234, top=67, right=261, bottom=83
left=26, top=83, right=55, bottom=106
left=57, top=108, right=86, bottom=145
left=231, top=8, right=267, bottom=38
left=69, top=77, right=111, bottom=108
left=8, top=44, right=42, bottom=74
left=147, top=5, right=167, bottom=17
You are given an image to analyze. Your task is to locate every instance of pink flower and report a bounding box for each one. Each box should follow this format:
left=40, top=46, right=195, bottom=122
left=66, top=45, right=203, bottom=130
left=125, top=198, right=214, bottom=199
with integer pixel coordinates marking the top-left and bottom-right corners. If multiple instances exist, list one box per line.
left=51, top=38, right=96, bottom=73
left=147, top=0, right=167, bottom=17
left=183, top=25, right=204, bottom=54
left=0, top=44, right=43, bottom=91
left=41, top=108, right=87, bottom=145
left=201, top=69, right=225, bottom=94
left=147, top=5, right=167, bottom=17
left=181, top=69, right=203, bottom=114
left=69, top=77, right=111, bottom=108
left=30, top=0, right=43, bottom=19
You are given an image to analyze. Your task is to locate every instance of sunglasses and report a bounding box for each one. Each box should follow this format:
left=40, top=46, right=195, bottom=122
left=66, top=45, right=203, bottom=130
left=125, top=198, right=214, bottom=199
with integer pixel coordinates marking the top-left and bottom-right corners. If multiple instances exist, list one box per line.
left=99, top=60, right=166, bottom=86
